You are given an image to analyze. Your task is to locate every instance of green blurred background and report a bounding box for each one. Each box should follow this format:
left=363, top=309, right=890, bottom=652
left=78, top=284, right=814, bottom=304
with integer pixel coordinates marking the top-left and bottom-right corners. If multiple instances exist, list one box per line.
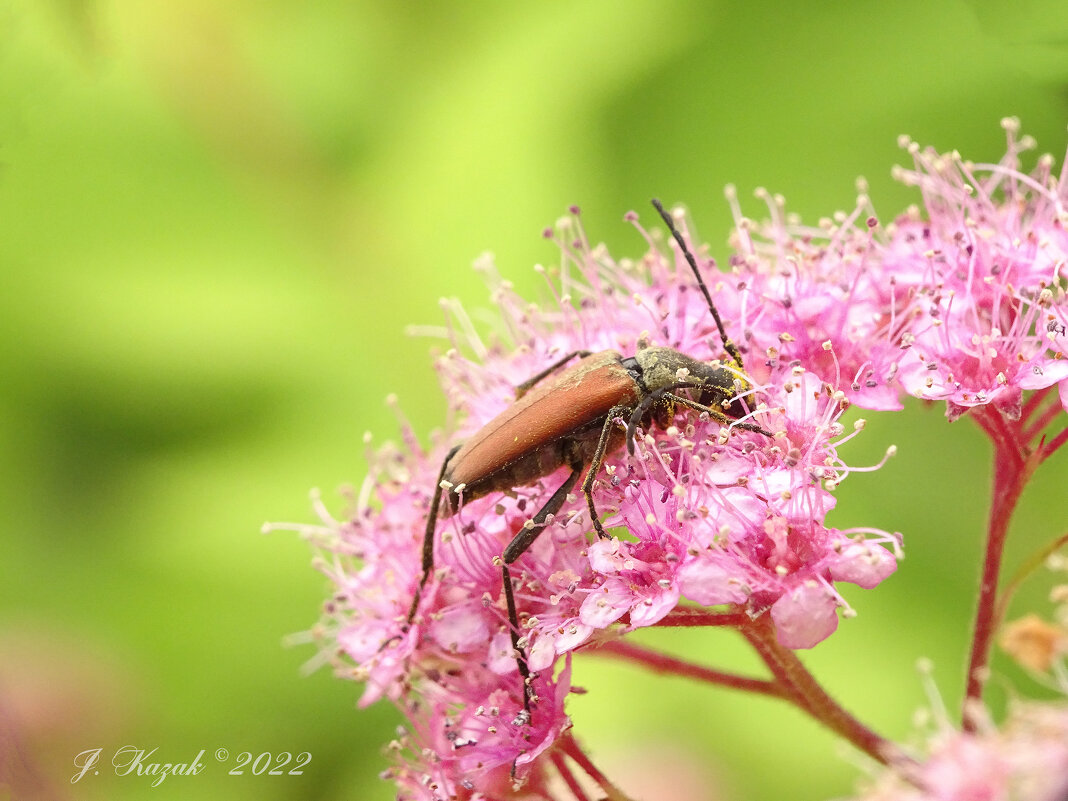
left=1, top=2, right=1066, bottom=800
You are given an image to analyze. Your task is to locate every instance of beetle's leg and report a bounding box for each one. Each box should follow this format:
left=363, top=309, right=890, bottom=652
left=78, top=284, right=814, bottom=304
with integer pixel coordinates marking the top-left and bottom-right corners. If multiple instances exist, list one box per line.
left=403, top=443, right=463, bottom=630
left=501, top=465, right=582, bottom=713
left=514, top=350, right=592, bottom=398
left=581, top=404, right=634, bottom=540
left=626, top=390, right=667, bottom=454
left=664, top=393, right=773, bottom=437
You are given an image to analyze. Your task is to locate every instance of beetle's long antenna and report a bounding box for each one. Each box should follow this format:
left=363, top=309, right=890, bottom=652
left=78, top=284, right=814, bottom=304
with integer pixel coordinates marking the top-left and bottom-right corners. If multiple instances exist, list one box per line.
left=651, top=198, right=744, bottom=368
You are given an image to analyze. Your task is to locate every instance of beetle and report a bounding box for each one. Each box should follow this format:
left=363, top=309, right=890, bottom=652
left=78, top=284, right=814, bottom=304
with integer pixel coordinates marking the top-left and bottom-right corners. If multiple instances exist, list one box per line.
left=403, top=198, right=771, bottom=712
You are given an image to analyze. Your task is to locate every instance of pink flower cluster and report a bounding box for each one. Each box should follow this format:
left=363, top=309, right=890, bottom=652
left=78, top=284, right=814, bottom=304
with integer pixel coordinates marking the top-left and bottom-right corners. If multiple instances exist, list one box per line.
left=849, top=683, right=1068, bottom=801
left=286, top=120, right=1068, bottom=798
left=727, top=119, right=1068, bottom=421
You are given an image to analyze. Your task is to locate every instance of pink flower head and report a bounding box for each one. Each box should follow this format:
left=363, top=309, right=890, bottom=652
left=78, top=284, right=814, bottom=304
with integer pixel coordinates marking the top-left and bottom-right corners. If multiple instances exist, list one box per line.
left=888, top=119, right=1068, bottom=420
left=845, top=698, right=1068, bottom=801
left=725, top=185, right=908, bottom=412
left=287, top=205, right=900, bottom=794
left=724, top=121, right=1068, bottom=425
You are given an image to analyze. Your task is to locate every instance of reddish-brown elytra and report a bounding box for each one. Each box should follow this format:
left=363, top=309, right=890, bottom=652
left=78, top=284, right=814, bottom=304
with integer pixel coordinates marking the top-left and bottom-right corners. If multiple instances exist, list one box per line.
left=405, top=199, right=771, bottom=715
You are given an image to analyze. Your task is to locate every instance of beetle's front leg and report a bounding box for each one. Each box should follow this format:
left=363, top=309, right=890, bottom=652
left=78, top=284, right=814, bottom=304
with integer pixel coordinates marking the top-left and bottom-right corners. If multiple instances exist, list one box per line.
left=501, top=465, right=582, bottom=714
left=665, top=393, right=772, bottom=437
left=581, top=404, right=633, bottom=540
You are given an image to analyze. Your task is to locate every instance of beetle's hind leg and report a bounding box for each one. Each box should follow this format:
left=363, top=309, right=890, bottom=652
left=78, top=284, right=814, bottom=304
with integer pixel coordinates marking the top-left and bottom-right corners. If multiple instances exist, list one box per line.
left=501, top=465, right=582, bottom=715
left=402, top=443, right=463, bottom=631
left=514, top=350, right=591, bottom=398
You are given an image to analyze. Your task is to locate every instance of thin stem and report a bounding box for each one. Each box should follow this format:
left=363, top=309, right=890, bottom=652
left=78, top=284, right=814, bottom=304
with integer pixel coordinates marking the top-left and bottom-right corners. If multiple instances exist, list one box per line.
left=962, top=416, right=1040, bottom=730
left=993, top=531, right=1068, bottom=630
left=1040, top=427, right=1068, bottom=463
left=1022, top=392, right=1063, bottom=444
left=739, top=618, right=818, bottom=715
left=558, top=733, right=637, bottom=801
left=598, top=618, right=903, bottom=767
left=740, top=615, right=907, bottom=767
left=654, top=607, right=751, bottom=628
left=592, top=638, right=786, bottom=700
left=550, top=750, right=591, bottom=801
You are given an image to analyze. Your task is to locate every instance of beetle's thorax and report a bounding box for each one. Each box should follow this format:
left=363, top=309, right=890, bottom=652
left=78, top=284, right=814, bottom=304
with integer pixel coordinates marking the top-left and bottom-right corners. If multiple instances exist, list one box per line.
left=633, top=346, right=698, bottom=392
left=633, top=345, right=743, bottom=395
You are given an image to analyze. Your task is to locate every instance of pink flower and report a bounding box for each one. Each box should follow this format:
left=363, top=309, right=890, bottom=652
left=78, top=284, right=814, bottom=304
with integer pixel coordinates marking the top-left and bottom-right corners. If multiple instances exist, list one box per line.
left=770, top=581, right=839, bottom=650
left=887, top=119, right=1068, bottom=420
left=387, top=658, right=574, bottom=800
left=579, top=539, right=680, bottom=628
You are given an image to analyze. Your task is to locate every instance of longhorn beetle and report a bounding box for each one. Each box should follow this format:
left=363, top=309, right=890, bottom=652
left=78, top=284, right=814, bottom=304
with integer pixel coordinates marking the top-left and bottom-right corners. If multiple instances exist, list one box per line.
left=404, top=199, right=771, bottom=713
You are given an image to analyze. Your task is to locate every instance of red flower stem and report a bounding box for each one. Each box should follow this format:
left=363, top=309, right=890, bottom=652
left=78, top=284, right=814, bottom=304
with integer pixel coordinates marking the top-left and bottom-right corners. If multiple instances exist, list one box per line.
left=1040, top=426, right=1068, bottom=463
left=1022, top=394, right=1063, bottom=444
left=592, top=638, right=786, bottom=700
left=962, top=417, right=1039, bottom=731
left=740, top=615, right=907, bottom=767
left=654, top=607, right=751, bottom=627
left=973, top=406, right=1025, bottom=470
left=596, top=622, right=904, bottom=767
left=558, top=732, right=636, bottom=801
left=550, top=749, right=591, bottom=801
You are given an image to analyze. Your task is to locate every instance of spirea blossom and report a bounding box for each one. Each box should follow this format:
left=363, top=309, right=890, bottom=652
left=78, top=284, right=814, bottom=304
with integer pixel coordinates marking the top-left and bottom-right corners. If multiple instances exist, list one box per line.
left=846, top=668, right=1068, bottom=801
left=278, top=123, right=1068, bottom=800
left=727, top=118, right=1068, bottom=421
left=277, top=204, right=901, bottom=795
left=888, top=120, right=1068, bottom=420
